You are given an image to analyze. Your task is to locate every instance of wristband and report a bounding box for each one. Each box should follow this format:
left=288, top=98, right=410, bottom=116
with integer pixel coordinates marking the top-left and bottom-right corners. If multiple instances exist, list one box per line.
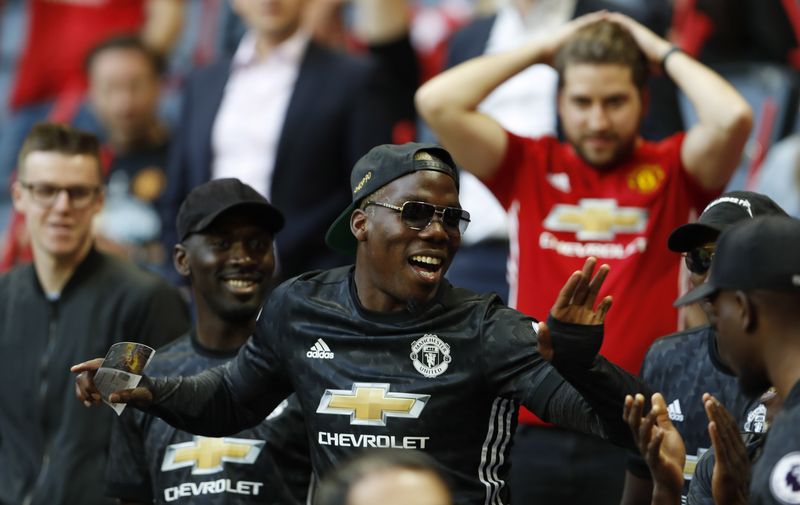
left=545, top=314, right=604, bottom=370
left=660, top=45, right=683, bottom=74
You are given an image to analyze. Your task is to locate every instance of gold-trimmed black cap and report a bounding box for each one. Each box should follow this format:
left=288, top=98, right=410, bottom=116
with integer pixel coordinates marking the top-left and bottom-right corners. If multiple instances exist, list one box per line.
left=325, top=142, right=458, bottom=256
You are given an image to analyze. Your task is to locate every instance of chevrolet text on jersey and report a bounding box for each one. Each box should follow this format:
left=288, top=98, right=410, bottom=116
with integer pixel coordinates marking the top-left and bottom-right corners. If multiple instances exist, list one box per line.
left=318, top=432, right=429, bottom=449
left=163, top=479, right=264, bottom=502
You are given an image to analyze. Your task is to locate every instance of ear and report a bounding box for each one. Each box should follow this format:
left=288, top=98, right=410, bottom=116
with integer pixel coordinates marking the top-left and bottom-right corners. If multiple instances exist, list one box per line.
left=351, top=209, right=369, bottom=244
left=736, top=291, right=757, bottom=333
left=11, top=181, right=24, bottom=213
left=173, top=243, right=191, bottom=278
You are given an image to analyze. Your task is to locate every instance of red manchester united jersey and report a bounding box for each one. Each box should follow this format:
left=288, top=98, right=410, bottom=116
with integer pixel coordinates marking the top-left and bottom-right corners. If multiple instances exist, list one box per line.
left=484, top=131, right=718, bottom=424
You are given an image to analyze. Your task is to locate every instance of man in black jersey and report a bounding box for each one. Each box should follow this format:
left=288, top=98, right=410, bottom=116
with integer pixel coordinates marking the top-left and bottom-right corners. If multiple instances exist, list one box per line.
left=621, top=191, right=788, bottom=505
left=104, top=178, right=311, bottom=505
left=625, top=216, right=800, bottom=505
left=73, top=142, right=647, bottom=504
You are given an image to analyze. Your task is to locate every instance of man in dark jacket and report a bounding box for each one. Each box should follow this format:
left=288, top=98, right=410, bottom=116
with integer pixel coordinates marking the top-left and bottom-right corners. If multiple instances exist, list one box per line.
left=0, top=122, right=189, bottom=505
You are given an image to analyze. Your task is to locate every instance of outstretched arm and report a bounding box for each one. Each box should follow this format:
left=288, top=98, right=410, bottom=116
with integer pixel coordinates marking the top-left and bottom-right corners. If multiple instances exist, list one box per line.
left=71, top=356, right=282, bottom=436
left=415, top=12, right=605, bottom=180
left=607, top=13, right=752, bottom=191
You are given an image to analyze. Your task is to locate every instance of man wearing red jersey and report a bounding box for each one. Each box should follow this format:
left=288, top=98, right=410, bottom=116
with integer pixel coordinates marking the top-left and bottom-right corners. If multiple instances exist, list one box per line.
left=417, top=11, right=751, bottom=504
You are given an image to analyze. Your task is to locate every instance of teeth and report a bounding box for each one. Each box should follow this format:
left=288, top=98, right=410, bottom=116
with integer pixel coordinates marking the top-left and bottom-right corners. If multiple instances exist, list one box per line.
left=410, top=255, right=442, bottom=265
left=226, top=279, right=254, bottom=288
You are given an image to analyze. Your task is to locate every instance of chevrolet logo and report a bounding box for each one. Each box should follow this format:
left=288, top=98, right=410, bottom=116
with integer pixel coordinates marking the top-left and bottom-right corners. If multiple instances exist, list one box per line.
left=317, top=383, right=430, bottom=426
left=161, top=436, right=264, bottom=475
left=543, top=198, right=648, bottom=241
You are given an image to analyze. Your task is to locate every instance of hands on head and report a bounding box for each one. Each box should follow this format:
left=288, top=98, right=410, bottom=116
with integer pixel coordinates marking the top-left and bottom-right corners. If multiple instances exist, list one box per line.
left=70, top=358, right=154, bottom=408
left=537, top=257, right=612, bottom=362
left=539, top=10, right=669, bottom=67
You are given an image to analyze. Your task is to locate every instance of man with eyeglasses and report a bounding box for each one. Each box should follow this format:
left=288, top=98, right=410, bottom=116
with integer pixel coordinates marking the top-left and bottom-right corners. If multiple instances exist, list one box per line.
left=0, top=122, right=189, bottom=505
left=73, top=142, right=651, bottom=505
left=620, top=191, right=788, bottom=504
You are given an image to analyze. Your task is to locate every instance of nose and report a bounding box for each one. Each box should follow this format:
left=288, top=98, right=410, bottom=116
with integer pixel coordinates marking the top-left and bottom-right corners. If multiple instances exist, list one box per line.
left=587, top=103, right=611, bottom=131
left=228, top=241, right=255, bottom=264
left=418, top=211, right=450, bottom=241
left=51, top=188, right=73, bottom=211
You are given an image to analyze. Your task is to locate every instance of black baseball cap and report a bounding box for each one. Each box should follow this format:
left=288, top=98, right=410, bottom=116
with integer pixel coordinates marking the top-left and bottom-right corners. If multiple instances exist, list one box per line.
left=176, top=178, right=284, bottom=241
left=668, top=191, right=787, bottom=252
left=325, top=142, right=459, bottom=255
left=673, top=216, right=800, bottom=307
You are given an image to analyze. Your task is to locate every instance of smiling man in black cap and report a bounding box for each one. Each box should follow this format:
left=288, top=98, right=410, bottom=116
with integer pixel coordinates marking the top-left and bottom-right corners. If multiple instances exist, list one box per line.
left=621, top=191, right=789, bottom=504
left=626, top=215, right=800, bottom=505
left=104, top=178, right=312, bottom=505
left=73, top=143, right=651, bottom=505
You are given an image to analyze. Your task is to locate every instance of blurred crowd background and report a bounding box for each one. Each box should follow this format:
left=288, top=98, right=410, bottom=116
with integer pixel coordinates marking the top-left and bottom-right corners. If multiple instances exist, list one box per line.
left=0, top=0, right=798, bottom=282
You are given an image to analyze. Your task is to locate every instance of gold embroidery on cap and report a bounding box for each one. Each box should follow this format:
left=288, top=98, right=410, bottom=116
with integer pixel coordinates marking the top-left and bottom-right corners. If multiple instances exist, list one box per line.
left=353, top=171, right=372, bottom=194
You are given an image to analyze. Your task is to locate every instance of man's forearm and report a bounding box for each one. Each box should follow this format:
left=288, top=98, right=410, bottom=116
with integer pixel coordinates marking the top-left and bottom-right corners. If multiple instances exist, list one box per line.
left=144, top=368, right=269, bottom=436
left=416, top=40, right=547, bottom=122
left=665, top=51, right=751, bottom=140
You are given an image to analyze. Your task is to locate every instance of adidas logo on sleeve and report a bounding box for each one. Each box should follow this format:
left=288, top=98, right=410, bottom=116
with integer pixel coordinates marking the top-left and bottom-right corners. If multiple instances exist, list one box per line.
left=307, top=339, right=335, bottom=359
left=667, top=399, right=684, bottom=422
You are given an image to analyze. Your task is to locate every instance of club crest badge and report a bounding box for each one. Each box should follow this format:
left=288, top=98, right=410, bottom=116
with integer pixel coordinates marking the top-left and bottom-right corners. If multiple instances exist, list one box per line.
left=410, top=334, right=452, bottom=378
left=770, top=452, right=800, bottom=504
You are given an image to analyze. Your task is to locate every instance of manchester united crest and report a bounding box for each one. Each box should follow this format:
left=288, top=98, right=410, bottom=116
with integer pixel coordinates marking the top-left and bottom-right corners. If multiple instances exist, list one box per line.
left=410, top=334, right=452, bottom=378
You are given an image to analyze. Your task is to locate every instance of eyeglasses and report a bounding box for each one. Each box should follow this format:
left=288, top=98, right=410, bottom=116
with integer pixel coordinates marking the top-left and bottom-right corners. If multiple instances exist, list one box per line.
left=683, top=246, right=715, bottom=275
left=19, top=182, right=101, bottom=209
left=365, top=200, right=470, bottom=235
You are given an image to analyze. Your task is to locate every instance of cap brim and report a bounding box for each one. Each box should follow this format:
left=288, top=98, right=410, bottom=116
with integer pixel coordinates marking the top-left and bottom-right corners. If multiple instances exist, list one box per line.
left=667, top=223, right=723, bottom=252
left=673, top=282, right=718, bottom=307
left=325, top=202, right=359, bottom=256
left=191, top=202, right=285, bottom=239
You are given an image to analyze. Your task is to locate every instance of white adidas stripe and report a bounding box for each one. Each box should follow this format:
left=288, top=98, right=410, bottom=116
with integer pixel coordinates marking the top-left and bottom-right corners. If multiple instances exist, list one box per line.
left=318, top=339, right=331, bottom=352
left=478, top=397, right=514, bottom=505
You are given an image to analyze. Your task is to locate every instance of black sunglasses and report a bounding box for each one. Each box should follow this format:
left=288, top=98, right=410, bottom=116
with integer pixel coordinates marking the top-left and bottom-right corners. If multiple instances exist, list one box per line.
left=683, top=246, right=715, bottom=275
left=365, top=200, right=470, bottom=235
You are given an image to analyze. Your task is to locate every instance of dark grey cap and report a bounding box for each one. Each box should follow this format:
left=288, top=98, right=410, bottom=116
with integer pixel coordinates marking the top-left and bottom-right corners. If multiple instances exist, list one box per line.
left=325, top=142, right=458, bottom=255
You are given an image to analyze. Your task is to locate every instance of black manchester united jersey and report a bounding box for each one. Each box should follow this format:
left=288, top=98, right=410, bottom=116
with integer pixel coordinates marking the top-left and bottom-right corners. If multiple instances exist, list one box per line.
left=149, top=267, right=639, bottom=505
left=629, top=325, right=765, bottom=503
left=107, top=334, right=311, bottom=504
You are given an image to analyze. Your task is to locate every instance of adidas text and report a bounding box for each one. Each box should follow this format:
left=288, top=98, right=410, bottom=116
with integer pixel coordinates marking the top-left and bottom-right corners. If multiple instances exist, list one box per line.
left=307, top=349, right=334, bottom=359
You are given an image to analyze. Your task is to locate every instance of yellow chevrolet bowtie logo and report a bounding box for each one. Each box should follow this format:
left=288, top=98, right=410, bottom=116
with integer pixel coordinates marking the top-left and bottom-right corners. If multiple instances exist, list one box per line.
left=161, top=436, right=265, bottom=475
left=317, top=383, right=430, bottom=426
left=543, top=198, right=648, bottom=241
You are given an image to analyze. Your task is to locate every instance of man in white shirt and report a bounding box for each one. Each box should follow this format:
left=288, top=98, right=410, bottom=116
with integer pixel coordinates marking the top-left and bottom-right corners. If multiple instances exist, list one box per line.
left=160, top=0, right=396, bottom=282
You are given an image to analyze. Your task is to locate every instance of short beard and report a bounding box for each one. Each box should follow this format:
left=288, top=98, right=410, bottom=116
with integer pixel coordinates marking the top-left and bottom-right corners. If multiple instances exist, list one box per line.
left=573, top=134, right=637, bottom=172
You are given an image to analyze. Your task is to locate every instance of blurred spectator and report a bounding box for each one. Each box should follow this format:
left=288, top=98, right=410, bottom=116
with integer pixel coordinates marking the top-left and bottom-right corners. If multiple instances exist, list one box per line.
left=0, top=0, right=184, bottom=230
left=159, top=0, right=396, bottom=282
left=1, top=35, right=173, bottom=272
left=754, top=133, right=800, bottom=217
left=79, top=35, right=171, bottom=269
left=417, top=13, right=751, bottom=504
left=0, top=122, right=189, bottom=505
left=314, top=450, right=453, bottom=505
left=429, top=0, right=674, bottom=302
